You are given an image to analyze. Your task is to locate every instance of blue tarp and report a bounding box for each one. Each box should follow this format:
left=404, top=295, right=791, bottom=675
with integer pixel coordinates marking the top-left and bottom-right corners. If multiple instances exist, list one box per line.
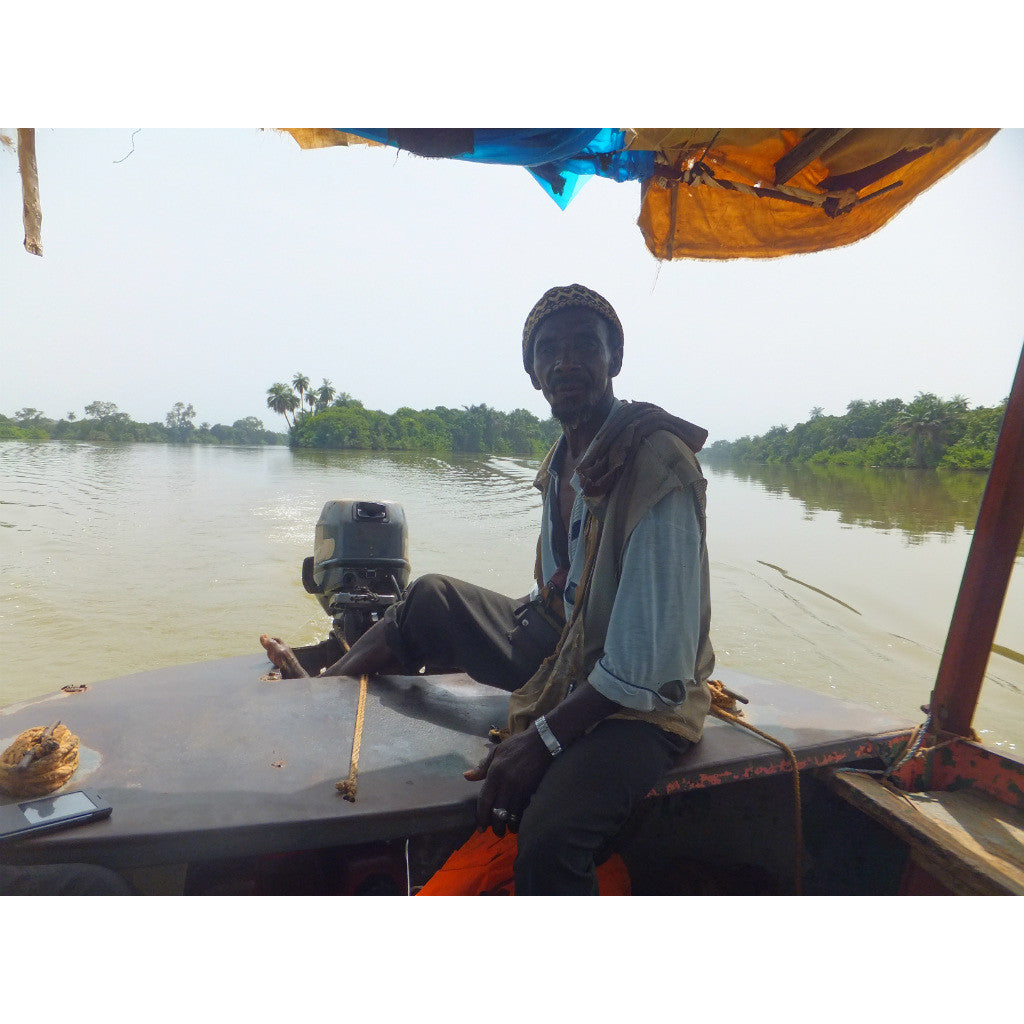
left=341, top=129, right=656, bottom=209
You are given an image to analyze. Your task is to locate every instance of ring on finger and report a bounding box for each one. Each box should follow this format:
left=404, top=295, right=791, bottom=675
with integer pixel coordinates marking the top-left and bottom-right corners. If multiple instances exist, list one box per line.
left=492, top=807, right=509, bottom=822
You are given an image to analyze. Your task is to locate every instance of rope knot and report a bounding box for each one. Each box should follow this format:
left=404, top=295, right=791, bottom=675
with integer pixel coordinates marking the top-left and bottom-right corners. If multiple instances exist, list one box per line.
left=708, top=679, right=744, bottom=715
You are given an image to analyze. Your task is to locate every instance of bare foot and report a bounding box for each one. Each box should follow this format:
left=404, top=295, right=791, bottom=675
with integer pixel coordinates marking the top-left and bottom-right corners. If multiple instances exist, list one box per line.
left=259, top=634, right=310, bottom=678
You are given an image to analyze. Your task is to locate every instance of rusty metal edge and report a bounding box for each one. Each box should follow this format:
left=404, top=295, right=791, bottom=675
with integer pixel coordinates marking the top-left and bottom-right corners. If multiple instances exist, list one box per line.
left=648, top=731, right=912, bottom=797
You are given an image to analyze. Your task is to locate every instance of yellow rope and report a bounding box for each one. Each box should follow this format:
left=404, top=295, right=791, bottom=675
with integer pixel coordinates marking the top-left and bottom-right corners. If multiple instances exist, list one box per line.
left=0, top=722, right=80, bottom=798
left=708, top=681, right=804, bottom=896
left=335, top=674, right=368, bottom=802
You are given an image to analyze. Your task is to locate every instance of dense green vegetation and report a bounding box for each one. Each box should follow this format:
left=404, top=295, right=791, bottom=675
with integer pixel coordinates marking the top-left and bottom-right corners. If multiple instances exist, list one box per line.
left=13, top=381, right=1002, bottom=469
left=0, top=402, right=286, bottom=446
left=265, top=374, right=562, bottom=456
left=2, top=374, right=562, bottom=458
left=704, top=393, right=1007, bottom=471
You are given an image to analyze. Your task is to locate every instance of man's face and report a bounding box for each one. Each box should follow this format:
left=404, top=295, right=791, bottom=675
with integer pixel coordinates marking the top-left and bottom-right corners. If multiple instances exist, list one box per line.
left=532, top=308, right=615, bottom=427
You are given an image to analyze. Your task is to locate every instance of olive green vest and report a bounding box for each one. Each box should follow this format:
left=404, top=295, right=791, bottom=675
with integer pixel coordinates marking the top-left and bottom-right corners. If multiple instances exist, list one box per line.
left=507, top=429, right=714, bottom=742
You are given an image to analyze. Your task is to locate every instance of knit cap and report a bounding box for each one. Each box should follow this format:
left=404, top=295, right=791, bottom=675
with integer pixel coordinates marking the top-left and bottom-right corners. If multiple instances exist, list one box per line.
left=522, top=284, right=624, bottom=384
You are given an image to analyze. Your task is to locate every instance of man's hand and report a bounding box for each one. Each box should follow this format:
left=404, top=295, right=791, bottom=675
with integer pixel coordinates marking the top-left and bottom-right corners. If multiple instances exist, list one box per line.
left=259, top=634, right=310, bottom=678
left=463, top=682, right=621, bottom=836
left=463, top=728, right=552, bottom=837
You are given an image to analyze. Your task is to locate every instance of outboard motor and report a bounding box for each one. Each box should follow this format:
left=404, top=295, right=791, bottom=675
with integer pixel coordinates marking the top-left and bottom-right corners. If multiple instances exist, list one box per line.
left=302, top=500, right=411, bottom=646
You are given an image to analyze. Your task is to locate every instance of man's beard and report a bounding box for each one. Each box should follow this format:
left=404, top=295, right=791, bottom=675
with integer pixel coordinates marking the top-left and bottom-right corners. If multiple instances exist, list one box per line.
left=549, top=388, right=603, bottom=428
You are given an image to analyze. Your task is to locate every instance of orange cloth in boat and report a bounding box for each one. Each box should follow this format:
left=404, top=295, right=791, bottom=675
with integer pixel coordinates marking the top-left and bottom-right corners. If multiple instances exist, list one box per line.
left=417, top=827, right=631, bottom=895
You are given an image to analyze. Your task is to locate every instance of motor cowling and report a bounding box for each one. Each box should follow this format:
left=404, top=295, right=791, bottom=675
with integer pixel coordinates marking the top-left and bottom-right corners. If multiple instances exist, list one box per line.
left=302, top=500, right=410, bottom=646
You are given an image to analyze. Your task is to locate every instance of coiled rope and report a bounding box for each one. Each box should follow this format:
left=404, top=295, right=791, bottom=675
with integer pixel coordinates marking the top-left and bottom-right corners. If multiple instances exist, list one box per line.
left=0, top=722, right=80, bottom=798
left=707, top=681, right=803, bottom=896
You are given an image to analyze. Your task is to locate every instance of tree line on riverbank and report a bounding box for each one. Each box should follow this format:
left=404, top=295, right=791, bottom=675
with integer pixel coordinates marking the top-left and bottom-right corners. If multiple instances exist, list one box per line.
left=704, top=393, right=1007, bottom=471
left=0, top=402, right=287, bottom=446
left=266, top=374, right=562, bottom=457
left=1, top=375, right=563, bottom=458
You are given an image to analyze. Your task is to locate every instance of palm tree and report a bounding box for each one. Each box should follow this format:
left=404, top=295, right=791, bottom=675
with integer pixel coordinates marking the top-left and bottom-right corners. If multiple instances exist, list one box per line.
left=894, top=392, right=958, bottom=468
left=315, top=379, right=336, bottom=413
left=292, top=373, right=310, bottom=409
left=267, top=383, right=300, bottom=428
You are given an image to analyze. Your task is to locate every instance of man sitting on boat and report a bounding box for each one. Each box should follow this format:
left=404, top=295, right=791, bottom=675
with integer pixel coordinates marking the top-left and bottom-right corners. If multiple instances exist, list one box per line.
left=261, top=283, right=714, bottom=895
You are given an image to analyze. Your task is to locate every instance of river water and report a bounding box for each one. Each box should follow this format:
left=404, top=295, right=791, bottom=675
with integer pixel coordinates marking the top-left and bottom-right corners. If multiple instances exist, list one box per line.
left=2, top=441, right=1022, bottom=754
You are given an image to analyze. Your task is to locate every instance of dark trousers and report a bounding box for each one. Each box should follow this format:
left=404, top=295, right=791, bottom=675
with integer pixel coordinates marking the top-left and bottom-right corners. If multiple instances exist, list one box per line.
left=384, top=574, right=689, bottom=895
left=383, top=574, right=545, bottom=691
left=515, top=719, right=687, bottom=895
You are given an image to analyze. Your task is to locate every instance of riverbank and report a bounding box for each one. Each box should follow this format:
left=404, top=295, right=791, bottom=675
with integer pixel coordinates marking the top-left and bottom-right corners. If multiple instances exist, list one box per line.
left=2, top=395, right=563, bottom=457
left=0, top=408, right=286, bottom=446
left=704, top=393, right=1006, bottom=471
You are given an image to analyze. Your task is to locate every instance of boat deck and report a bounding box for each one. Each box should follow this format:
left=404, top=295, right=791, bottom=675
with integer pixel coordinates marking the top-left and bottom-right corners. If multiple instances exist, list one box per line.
left=1, top=655, right=913, bottom=874
left=830, top=758, right=1024, bottom=895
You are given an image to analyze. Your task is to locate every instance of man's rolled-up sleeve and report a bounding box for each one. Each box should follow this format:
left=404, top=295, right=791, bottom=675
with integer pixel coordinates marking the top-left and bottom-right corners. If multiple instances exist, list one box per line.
left=587, top=486, right=702, bottom=711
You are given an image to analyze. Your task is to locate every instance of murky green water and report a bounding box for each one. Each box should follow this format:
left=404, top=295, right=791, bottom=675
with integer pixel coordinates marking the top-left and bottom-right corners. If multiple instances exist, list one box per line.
left=2, top=442, right=1021, bottom=753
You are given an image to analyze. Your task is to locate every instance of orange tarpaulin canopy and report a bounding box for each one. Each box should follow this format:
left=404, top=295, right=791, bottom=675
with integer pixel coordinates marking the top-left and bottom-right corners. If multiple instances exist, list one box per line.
left=283, top=127, right=999, bottom=261
left=629, top=128, right=999, bottom=259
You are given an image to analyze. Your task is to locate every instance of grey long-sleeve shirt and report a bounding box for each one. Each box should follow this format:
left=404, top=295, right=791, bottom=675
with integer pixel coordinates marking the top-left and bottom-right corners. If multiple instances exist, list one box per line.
left=538, top=415, right=704, bottom=712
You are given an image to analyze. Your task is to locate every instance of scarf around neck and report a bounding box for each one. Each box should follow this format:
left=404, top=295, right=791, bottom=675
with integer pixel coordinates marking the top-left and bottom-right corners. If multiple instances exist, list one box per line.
left=575, top=401, right=708, bottom=498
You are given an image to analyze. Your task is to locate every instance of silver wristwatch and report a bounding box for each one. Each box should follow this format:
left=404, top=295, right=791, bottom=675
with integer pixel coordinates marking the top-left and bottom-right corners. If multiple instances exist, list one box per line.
left=533, top=714, right=563, bottom=757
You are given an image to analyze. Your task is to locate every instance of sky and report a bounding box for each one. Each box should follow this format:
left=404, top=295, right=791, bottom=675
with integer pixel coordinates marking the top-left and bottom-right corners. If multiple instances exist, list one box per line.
left=3, top=127, right=1024, bottom=443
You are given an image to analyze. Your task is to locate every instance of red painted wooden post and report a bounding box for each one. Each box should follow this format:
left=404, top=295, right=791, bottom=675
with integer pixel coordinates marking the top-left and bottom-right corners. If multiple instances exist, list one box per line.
left=930, top=340, right=1024, bottom=736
